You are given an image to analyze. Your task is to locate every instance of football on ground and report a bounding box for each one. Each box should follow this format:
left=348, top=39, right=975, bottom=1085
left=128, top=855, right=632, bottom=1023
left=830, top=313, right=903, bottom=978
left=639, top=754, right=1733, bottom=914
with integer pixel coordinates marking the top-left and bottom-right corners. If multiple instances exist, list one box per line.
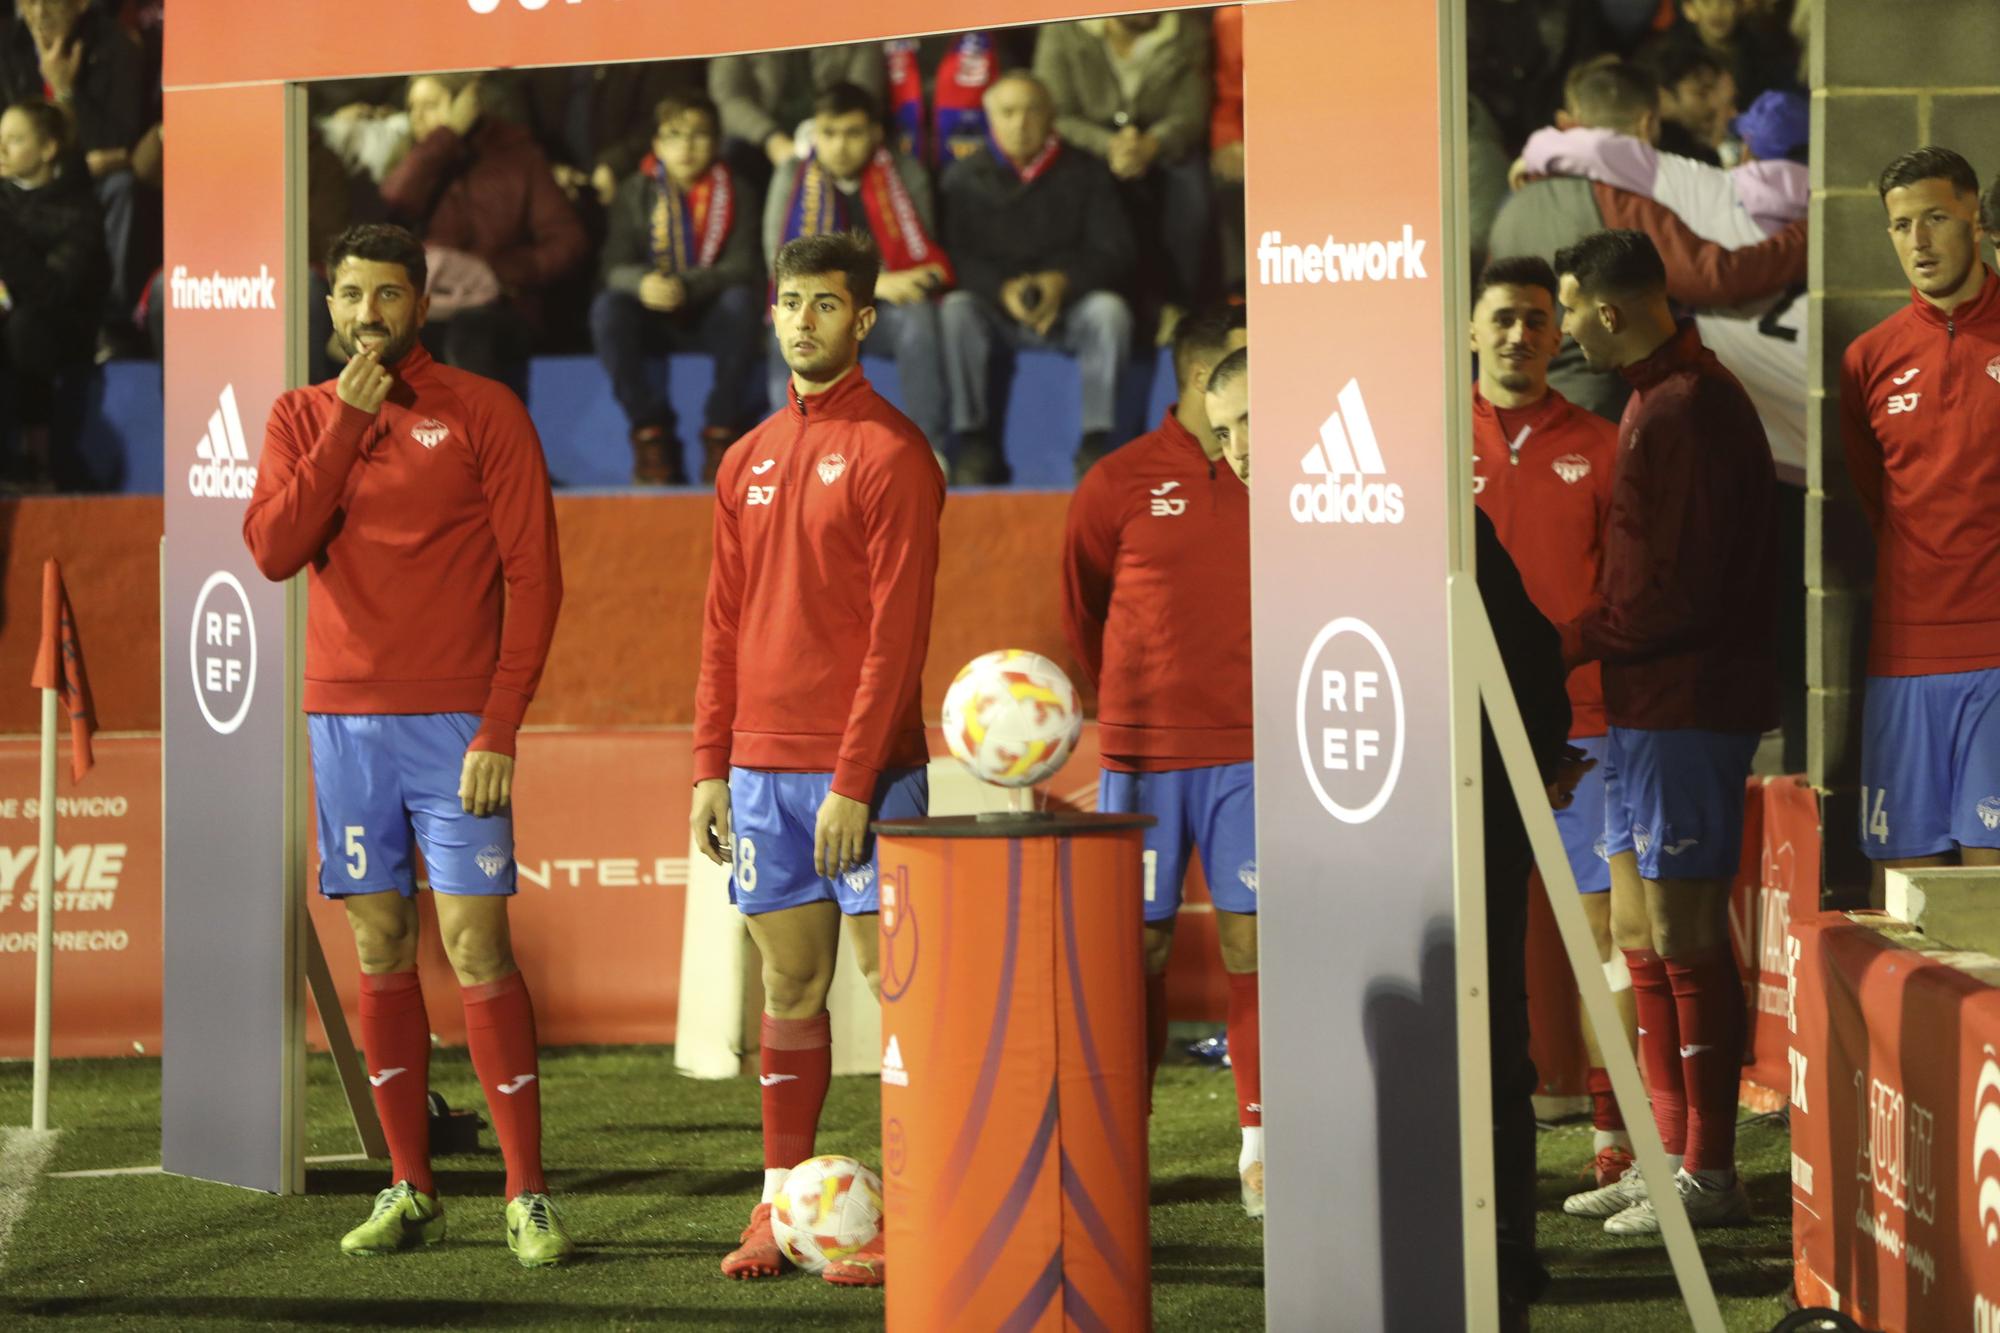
left=770, top=1154, right=884, bottom=1273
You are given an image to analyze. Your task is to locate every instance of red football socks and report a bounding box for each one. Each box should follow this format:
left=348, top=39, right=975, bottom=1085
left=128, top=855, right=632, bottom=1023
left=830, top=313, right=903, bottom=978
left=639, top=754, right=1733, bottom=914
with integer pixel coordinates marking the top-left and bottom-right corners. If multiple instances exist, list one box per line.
left=357, top=969, right=433, bottom=1196
left=1587, top=1065, right=1625, bottom=1132
left=1666, top=947, right=1744, bottom=1176
left=462, top=970, right=546, bottom=1198
left=1622, top=948, right=1687, bottom=1157
left=761, top=1011, right=832, bottom=1171
left=1225, top=970, right=1262, bottom=1128
left=1144, top=971, right=1170, bottom=1100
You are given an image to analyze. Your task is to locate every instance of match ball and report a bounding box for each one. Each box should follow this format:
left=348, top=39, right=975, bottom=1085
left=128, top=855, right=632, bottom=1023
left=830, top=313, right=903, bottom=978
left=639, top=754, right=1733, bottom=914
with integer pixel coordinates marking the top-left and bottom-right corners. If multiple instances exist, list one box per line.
left=940, top=649, right=1084, bottom=788
left=770, top=1154, right=884, bottom=1273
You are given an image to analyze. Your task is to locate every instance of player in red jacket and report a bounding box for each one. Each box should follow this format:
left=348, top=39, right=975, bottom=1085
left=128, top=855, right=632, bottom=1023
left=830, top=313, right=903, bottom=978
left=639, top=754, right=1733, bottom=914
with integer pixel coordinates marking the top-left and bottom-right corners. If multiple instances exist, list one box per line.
left=1551, top=229, right=1777, bottom=1235
left=1840, top=147, right=2000, bottom=886
left=1466, top=255, right=1631, bottom=1190
left=242, top=224, right=570, bottom=1266
left=1061, top=305, right=1259, bottom=1215
left=691, top=230, right=945, bottom=1288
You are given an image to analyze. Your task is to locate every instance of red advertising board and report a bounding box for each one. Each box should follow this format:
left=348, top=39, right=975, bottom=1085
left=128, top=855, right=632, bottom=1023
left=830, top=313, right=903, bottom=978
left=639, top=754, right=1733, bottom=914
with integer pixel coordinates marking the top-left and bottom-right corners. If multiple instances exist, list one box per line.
left=1734, top=777, right=1821, bottom=1106
left=1790, top=912, right=2000, bottom=1329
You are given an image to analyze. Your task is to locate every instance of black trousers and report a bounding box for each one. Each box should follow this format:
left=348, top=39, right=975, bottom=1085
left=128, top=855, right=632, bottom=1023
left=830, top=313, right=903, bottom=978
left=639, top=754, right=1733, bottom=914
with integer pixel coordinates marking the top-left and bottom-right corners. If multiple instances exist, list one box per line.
left=1485, top=793, right=1546, bottom=1308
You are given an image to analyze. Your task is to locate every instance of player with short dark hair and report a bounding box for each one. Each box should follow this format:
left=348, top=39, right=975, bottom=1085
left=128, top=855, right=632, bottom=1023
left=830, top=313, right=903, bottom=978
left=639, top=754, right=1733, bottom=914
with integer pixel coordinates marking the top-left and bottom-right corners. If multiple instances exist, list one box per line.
left=1062, top=303, right=1260, bottom=1214
left=1467, top=255, right=1630, bottom=1190
left=1842, top=147, right=2000, bottom=884
left=692, top=227, right=943, bottom=1288
left=243, top=222, right=570, bottom=1266
left=1550, top=227, right=1776, bottom=1234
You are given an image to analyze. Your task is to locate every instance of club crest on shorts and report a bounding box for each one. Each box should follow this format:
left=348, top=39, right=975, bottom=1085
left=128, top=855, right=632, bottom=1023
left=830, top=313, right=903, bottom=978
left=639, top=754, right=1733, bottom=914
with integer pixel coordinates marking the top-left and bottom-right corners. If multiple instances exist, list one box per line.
left=1633, top=824, right=1653, bottom=856
left=1552, top=453, right=1591, bottom=484
left=817, top=453, right=848, bottom=485
left=842, top=861, right=875, bottom=895
left=412, top=418, right=451, bottom=449
left=1237, top=860, right=1258, bottom=893
left=1979, top=796, right=2000, bottom=831
left=1987, top=354, right=2000, bottom=386
left=1593, top=836, right=1609, bottom=863
left=476, top=844, right=509, bottom=879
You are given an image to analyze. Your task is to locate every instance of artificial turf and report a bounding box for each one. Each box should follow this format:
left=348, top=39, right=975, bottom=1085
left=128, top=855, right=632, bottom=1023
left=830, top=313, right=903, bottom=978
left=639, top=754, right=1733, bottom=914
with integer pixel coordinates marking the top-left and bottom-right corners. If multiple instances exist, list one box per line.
left=0, top=1043, right=1792, bottom=1329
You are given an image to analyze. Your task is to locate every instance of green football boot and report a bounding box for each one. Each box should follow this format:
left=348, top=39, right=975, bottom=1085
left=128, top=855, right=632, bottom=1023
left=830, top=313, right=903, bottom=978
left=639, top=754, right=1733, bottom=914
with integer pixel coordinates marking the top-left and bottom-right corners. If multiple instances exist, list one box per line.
left=340, top=1181, right=445, bottom=1256
left=505, top=1192, right=576, bottom=1268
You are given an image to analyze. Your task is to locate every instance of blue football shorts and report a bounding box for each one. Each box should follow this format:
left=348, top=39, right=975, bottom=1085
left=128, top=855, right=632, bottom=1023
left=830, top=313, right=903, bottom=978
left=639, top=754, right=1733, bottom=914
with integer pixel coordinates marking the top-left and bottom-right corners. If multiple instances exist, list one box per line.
left=1859, top=669, right=2000, bottom=860
left=727, top=766, right=929, bottom=916
left=308, top=712, right=515, bottom=898
left=1096, top=761, right=1258, bottom=923
left=1554, top=734, right=1612, bottom=894
left=1601, top=726, right=1759, bottom=883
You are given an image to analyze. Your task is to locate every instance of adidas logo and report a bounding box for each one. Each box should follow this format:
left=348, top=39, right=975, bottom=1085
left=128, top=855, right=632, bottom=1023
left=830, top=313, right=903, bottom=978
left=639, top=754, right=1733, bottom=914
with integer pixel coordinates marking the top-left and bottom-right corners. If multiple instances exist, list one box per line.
left=1290, top=379, right=1405, bottom=525
left=882, top=1034, right=909, bottom=1087
left=187, top=384, right=258, bottom=499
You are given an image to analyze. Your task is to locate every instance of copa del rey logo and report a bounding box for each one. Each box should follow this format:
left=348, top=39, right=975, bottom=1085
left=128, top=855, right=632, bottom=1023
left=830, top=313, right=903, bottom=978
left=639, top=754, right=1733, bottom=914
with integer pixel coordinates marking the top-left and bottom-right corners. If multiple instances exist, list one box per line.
left=1290, top=379, right=1406, bottom=525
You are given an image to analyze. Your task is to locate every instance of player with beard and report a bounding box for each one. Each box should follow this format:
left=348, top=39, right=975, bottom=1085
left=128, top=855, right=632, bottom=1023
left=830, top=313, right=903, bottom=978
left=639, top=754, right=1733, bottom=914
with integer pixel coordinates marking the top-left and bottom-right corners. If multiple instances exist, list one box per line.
left=692, top=229, right=944, bottom=1288
left=1842, top=148, right=2000, bottom=886
left=1466, top=256, right=1631, bottom=1191
left=243, top=223, right=569, bottom=1266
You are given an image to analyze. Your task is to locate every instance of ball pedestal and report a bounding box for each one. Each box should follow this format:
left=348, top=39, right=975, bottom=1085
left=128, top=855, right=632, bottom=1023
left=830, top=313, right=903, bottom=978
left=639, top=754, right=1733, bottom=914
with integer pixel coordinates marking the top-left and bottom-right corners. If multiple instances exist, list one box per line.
left=873, top=812, right=1154, bottom=1332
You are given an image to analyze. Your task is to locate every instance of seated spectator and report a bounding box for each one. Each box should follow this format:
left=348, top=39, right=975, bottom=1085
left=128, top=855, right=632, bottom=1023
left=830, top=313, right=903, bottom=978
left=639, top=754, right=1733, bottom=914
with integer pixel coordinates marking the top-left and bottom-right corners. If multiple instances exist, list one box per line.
left=765, top=82, right=952, bottom=457
left=939, top=70, right=1134, bottom=485
left=1489, top=58, right=1804, bottom=422
left=1, top=0, right=143, bottom=353
left=1660, top=0, right=1799, bottom=104
left=590, top=91, right=762, bottom=487
left=1210, top=5, right=1246, bottom=295
left=707, top=43, right=886, bottom=183
left=380, top=72, right=588, bottom=398
left=0, top=99, right=106, bottom=490
left=884, top=32, right=999, bottom=170
left=1035, top=13, right=1210, bottom=338
left=1637, top=40, right=1737, bottom=165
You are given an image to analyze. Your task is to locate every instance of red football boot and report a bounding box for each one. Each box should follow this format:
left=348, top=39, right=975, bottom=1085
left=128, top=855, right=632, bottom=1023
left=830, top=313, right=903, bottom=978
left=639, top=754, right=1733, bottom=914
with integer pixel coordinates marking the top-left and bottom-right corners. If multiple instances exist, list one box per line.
left=720, top=1202, right=786, bottom=1280
left=821, top=1233, right=884, bottom=1287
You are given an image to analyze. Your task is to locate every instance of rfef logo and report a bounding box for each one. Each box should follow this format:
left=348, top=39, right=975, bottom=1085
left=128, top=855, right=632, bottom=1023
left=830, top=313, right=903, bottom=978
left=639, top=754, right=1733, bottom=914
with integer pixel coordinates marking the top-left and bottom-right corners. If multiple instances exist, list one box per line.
left=1290, top=380, right=1406, bottom=525
left=187, top=384, right=258, bottom=499
left=1295, top=617, right=1405, bottom=824
left=168, top=264, right=277, bottom=311
left=189, top=571, right=257, bottom=735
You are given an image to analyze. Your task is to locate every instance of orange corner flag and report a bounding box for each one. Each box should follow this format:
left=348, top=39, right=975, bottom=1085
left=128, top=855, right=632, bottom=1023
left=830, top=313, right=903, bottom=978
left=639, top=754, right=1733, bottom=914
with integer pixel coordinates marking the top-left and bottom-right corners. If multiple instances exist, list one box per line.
left=31, top=559, right=96, bottom=784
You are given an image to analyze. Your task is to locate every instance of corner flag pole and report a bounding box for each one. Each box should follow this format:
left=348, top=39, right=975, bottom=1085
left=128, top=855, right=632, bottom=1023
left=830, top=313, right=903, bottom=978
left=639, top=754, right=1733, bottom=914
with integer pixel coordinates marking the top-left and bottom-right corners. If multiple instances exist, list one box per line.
left=32, top=679, right=56, bottom=1131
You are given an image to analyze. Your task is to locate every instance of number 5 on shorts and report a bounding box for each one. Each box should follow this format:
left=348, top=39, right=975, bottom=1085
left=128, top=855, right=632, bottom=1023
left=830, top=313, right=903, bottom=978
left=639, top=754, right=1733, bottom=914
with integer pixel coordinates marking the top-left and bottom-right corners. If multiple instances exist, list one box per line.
left=344, top=825, right=368, bottom=880
left=1862, top=787, right=1890, bottom=845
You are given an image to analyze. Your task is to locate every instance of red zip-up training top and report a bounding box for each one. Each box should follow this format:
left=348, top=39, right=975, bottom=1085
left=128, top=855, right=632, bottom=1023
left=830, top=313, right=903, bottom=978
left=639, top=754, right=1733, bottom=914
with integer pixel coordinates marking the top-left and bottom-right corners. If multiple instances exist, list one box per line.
left=1062, top=408, right=1252, bottom=771
left=1559, top=322, right=1778, bottom=733
left=242, top=344, right=563, bottom=757
left=1472, top=386, right=1618, bottom=738
left=694, top=368, right=944, bottom=802
left=1841, top=266, right=2000, bottom=676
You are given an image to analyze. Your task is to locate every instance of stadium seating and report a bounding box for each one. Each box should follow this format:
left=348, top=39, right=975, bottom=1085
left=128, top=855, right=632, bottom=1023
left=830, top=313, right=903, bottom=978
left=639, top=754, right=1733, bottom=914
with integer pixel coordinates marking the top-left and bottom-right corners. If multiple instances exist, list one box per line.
left=67, top=347, right=1180, bottom=495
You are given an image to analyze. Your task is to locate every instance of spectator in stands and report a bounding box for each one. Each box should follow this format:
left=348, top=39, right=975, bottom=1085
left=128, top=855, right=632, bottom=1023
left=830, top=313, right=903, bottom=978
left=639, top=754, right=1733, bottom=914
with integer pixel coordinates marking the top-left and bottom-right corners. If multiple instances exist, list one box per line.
left=380, top=72, right=588, bottom=398
left=591, top=91, right=763, bottom=487
left=1, top=0, right=143, bottom=353
left=1035, top=13, right=1210, bottom=339
left=938, top=70, right=1134, bottom=485
left=765, top=82, right=951, bottom=457
left=1637, top=41, right=1737, bottom=165
left=1488, top=57, right=1803, bottom=422
left=1657, top=0, right=1799, bottom=105
left=708, top=43, right=885, bottom=182
left=0, top=99, right=106, bottom=489
left=1209, top=5, right=1245, bottom=296
left=884, top=32, right=998, bottom=171
left=499, top=62, right=694, bottom=210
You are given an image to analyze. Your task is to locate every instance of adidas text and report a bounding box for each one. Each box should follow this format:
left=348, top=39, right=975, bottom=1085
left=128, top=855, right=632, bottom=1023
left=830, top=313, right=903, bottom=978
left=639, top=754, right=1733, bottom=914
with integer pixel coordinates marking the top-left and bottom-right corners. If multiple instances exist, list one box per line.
left=1290, top=379, right=1406, bottom=525
left=188, top=384, right=259, bottom=499
left=168, top=264, right=277, bottom=311
left=1257, top=226, right=1429, bottom=286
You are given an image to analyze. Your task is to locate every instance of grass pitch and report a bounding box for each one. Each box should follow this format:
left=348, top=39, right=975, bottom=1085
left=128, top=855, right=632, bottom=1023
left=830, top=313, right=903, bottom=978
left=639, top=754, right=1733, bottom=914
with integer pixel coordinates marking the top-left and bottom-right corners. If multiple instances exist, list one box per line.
left=0, top=1041, right=1790, bottom=1329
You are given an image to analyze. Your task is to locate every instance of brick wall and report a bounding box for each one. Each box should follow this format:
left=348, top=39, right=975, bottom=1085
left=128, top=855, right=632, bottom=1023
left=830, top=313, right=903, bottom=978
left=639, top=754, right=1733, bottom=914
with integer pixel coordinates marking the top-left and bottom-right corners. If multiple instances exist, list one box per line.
left=1808, top=1, right=2000, bottom=894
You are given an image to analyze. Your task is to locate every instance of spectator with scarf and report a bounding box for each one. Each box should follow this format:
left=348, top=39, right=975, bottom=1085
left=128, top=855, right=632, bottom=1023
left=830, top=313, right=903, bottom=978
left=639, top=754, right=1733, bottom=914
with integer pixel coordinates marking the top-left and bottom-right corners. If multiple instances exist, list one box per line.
left=883, top=32, right=998, bottom=171
left=592, top=91, right=763, bottom=485
left=763, top=82, right=952, bottom=457
left=939, top=69, right=1135, bottom=485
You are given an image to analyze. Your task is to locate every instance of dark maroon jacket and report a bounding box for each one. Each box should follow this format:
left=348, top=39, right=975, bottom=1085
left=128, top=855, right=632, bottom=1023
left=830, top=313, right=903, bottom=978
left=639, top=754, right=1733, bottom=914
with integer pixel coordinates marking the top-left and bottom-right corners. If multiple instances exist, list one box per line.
left=1560, top=322, right=1777, bottom=734
left=380, top=117, right=588, bottom=330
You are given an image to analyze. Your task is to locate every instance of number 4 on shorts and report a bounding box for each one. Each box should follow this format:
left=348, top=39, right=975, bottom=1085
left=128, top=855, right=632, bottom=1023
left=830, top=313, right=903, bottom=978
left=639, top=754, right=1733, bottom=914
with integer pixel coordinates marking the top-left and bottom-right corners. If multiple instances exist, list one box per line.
left=1862, top=787, right=1890, bottom=845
